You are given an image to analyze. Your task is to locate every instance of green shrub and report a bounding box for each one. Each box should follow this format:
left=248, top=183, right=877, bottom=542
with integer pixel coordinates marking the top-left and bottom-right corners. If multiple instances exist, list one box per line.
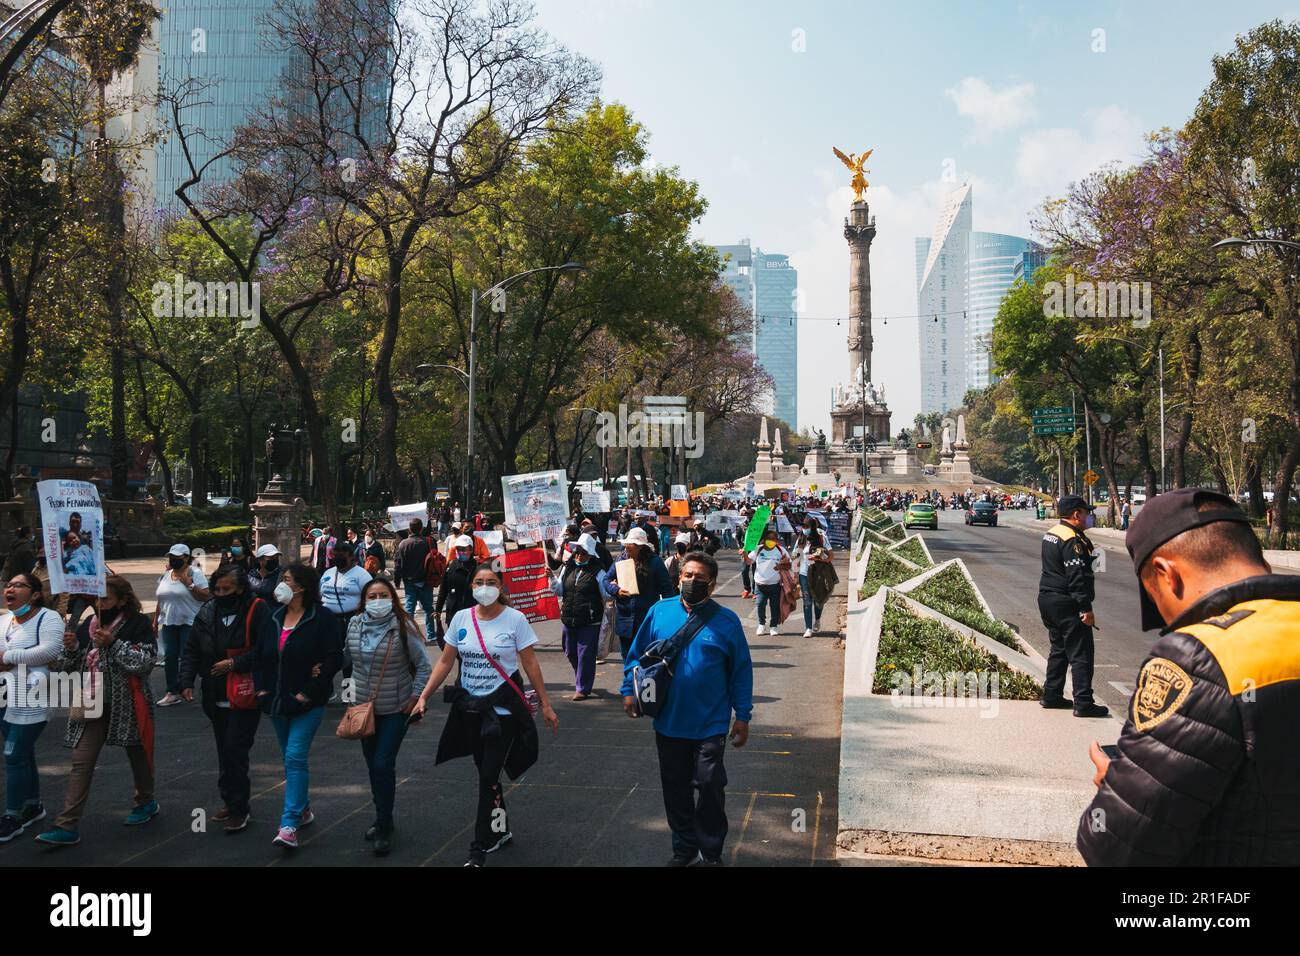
left=859, top=546, right=920, bottom=600
left=892, top=537, right=932, bottom=568
left=874, top=597, right=1041, bottom=699
left=880, top=522, right=906, bottom=542
left=909, top=564, right=982, bottom=612
left=915, top=598, right=1024, bottom=653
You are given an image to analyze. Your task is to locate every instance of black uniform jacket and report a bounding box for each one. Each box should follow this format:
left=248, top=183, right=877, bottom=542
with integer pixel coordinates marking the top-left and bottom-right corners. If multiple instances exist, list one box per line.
left=1039, top=522, right=1095, bottom=612
left=1077, top=574, right=1300, bottom=865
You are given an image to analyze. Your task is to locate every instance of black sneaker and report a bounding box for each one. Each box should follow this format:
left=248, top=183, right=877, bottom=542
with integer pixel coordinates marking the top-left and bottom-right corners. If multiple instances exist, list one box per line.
left=464, top=849, right=486, bottom=867
left=364, top=823, right=380, bottom=841
left=374, top=828, right=393, bottom=856
left=666, top=850, right=701, bottom=867
left=1073, top=702, right=1110, bottom=718
left=694, top=855, right=724, bottom=867
left=1039, top=697, right=1074, bottom=710
left=0, top=816, right=23, bottom=843
left=19, top=803, right=46, bottom=830
left=484, top=831, right=512, bottom=854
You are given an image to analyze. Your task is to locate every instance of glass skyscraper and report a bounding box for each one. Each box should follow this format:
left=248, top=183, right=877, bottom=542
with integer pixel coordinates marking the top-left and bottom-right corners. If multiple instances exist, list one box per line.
left=712, top=241, right=799, bottom=429
left=915, top=183, right=971, bottom=414
left=968, top=232, right=1041, bottom=390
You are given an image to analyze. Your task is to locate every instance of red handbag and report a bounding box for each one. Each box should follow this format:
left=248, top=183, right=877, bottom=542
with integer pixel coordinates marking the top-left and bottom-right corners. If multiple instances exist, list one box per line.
left=226, top=599, right=261, bottom=710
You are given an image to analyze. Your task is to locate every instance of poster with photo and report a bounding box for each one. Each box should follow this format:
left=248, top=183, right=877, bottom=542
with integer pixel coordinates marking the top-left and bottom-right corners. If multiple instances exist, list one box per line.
left=38, top=479, right=106, bottom=597
left=502, top=469, right=569, bottom=545
left=474, top=529, right=505, bottom=557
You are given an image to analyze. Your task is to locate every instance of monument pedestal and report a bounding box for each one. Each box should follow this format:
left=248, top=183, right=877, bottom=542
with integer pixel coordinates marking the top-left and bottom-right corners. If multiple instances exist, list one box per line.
left=251, top=489, right=305, bottom=563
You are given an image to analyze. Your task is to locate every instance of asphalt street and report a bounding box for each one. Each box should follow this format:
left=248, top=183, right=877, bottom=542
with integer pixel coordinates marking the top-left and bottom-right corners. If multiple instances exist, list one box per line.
left=3, top=551, right=845, bottom=867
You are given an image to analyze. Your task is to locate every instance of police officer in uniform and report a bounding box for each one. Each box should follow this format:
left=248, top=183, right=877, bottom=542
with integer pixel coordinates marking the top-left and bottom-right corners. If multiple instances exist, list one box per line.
left=1038, top=494, right=1109, bottom=717
left=1077, top=488, right=1300, bottom=865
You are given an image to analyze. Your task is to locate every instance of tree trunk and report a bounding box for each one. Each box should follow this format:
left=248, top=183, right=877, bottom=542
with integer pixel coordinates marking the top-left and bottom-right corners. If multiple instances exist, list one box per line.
left=1271, top=431, right=1300, bottom=549
left=1171, top=333, right=1201, bottom=489
left=1245, top=455, right=1266, bottom=519
left=187, top=412, right=207, bottom=508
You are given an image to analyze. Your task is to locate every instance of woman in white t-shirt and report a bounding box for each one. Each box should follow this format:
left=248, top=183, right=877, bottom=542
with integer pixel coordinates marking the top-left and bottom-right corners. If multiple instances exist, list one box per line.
left=154, top=543, right=210, bottom=707
left=412, top=563, right=557, bottom=867
left=0, top=572, right=64, bottom=840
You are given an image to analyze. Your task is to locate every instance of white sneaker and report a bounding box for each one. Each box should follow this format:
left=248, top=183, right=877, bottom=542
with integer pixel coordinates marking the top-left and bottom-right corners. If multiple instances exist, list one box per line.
left=755, top=623, right=765, bottom=635
left=765, top=625, right=776, bottom=636
left=156, top=693, right=183, bottom=707
left=803, top=629, right=813, bottom=639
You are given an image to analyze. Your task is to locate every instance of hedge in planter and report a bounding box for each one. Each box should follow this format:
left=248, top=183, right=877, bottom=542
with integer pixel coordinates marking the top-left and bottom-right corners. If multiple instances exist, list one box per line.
left=874, top=596, right=1041, bottom=699
left=908, top=565, right=1023, bottom=653
left=859, top=547, right=920, bottom=601
left=891, top=537, right=931, bottom=568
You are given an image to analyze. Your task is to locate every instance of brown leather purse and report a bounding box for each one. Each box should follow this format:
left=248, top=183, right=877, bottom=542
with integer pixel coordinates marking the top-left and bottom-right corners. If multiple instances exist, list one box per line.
left=336, top=628, right=397, bottom=740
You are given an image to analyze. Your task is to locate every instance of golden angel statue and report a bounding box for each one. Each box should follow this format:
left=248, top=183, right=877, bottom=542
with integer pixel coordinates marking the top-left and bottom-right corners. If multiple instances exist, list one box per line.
left=833, top=146, right=873, bottom=202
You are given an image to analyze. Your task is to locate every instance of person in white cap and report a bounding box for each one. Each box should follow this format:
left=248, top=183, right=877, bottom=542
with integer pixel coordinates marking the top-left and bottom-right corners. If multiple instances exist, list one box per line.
left=602, top=527, right=673, bottom=661
left=249, top=544, right=284, bottom=604
left=666, top=532, right=693, bottom=592
left=154, top=543, right=210, bottom=706
left=436, top=535, right=480, bottom=627
left=552, top=533, right=608, bottom=700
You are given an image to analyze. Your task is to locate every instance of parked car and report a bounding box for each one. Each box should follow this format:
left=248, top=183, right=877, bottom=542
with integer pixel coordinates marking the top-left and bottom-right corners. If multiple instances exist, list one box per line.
left=904, top=502, right=938, bottom=530
left=208, top=496, right=243, bottom=508
left=965, top=501, right=998, bottom=527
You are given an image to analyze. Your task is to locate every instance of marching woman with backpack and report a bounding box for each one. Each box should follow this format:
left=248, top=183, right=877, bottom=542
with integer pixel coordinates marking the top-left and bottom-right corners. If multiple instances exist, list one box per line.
left=178, top=565, right=275, bottom=833
left=33, top=576, right=157, bottom=847
left=412, top=562, right=558, bottom=867
left=340, top=578, right=432, bottom=855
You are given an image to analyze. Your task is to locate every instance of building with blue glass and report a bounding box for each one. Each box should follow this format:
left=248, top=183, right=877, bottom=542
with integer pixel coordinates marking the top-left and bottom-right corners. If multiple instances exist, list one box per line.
left=968, top=232, right=1041, bottom=390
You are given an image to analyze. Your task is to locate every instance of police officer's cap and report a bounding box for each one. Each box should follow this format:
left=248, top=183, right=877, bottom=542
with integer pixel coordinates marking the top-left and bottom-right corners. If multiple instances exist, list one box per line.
left=1125, top=487, right=1251, bottom=631
left=1056, top=494, right=1095, bottom=516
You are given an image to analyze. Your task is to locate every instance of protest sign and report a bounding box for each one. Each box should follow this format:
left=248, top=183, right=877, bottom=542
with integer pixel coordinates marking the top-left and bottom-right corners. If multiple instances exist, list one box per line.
left=580, top=490, right=611, bottom=513
left=827, top=512, right=850, bottom=549
left=668, top=499, right=690, bottom=518
left=38, top=480, right=106, bottom=596
left=501, top=547, right=560, bottom=623
left=501, top=469, right=569, bottom=545
left=743, top=504, right=772, bottom=552
left=670, top=484, right=687, bottom=501
left=387, top=501, right=429, bottom=534
left=474, top=530, right=505, bottom=557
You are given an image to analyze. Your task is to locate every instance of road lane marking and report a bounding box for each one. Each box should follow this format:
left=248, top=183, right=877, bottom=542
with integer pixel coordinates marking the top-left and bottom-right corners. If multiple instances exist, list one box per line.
left=810, top=790, right=823, bottom=866
left=729, top=791, right=759, bottom=866
left=1109, top=681, right=1134, bottom=697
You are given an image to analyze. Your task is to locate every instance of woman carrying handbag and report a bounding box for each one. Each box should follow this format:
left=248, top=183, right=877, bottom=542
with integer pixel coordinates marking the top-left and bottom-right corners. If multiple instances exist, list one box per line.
left=338, top=579, right=432, bottom=855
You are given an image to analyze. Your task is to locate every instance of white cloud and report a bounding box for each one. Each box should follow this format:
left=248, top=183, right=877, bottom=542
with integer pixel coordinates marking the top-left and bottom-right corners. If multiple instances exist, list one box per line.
left=945, top=77, right=1037, bottom=136
left=1014, top=105, right=1146, bottom=196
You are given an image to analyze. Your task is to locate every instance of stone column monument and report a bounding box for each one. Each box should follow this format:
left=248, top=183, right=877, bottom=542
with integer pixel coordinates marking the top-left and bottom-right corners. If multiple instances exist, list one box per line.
left=251, top=426, right=307, bottom=562
left=951, top=414, right=974, bottom=481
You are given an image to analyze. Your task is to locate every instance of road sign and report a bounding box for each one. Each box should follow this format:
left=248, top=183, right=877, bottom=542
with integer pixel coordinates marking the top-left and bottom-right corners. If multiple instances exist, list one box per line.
left=1032, top=414, right=1076, bottom=425
left=1033, top=425, right=1076, bottom=435
left=1083, top=469, right=1100, bottom=485
left=1033, top=406, right=1072, bottom=417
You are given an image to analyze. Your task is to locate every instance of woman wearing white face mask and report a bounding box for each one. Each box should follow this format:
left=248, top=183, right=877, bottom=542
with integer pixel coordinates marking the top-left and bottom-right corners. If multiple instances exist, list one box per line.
left=412, top=564, right=558, bottom=867
left=341, top=579, right=431, bottom=855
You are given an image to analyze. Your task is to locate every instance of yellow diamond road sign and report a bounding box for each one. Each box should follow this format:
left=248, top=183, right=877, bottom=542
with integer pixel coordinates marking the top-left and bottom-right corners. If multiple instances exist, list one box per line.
left=1083, top=469, right=1100, bottom=486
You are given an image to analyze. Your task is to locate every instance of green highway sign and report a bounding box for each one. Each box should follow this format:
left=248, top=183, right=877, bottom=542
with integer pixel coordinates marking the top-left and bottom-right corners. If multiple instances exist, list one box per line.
left=1033, top=406, right=1072, bottom=417
left=1032, top=415, right=1076, bottom=425
left=1033, top=424, right=1077, bottom=435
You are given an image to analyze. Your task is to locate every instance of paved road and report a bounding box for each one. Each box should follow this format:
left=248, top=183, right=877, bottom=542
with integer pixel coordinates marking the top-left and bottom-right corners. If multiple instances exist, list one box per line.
left=3, top=552, right=845, bottom=867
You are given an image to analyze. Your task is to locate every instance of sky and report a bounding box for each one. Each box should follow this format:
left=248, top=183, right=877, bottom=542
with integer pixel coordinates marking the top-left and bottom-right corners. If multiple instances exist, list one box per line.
left=533, top=0, right=1296, bottom=434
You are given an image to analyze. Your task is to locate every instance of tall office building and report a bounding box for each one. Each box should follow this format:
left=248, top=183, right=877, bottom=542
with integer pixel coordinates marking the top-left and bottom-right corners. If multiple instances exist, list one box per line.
left=713, top=241, right=799, bottom=429
left=915, top=183, right=971, bottom=414
left=968, top=232, right=1041, bottom=390
left=1013, top=246, right=1049, bottom=285
left=148, top=0, right=388, bottom=211
left=916, top=185, right=1040, bottom=409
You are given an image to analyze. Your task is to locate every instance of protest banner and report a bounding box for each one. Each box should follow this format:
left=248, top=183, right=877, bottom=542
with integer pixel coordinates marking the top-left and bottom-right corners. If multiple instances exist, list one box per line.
left=38, top=480, right=106, bottom=596
left=580, top=490, right=611, bottom=513
left=670, top=484, right=687, bottom=501
left=743, top=503, right=772, bottom=552
left=501, top=547, right=560, bottom=623
left=827, top=511, right=850, bottom=549
left=501, top=469, right=569, bottom=545
left=668, top=499, right=690, bottom=518
left=387, top=501, right=429, bottom=534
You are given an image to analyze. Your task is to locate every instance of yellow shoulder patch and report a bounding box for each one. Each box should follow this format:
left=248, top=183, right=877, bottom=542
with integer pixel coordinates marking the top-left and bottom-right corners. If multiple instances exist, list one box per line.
left=1047, top=523, right=1076, bottom=542
left=1133, top=657, right=1193, bottom=732
left=1179, top=599, right=1300, bottom=696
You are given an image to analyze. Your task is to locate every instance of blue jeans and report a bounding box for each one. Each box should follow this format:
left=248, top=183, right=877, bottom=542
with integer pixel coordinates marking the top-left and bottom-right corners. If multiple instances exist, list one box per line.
left=0, top=713, right=47, bottom=815
left=160, top=624, right=190, bottom=694
left=801, top=573, right=823, bottom=630
left=361, top=713, right=409, bottom=829
left=755, top=583, right=782, bottom=626
left=271, top=707, right=325, bottom=829
left=404, top=582, right=436, bottom=643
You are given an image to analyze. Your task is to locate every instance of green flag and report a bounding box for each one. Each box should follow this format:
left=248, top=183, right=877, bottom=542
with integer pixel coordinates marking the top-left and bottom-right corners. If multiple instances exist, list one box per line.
left=743, top=504, right=772, bottom=552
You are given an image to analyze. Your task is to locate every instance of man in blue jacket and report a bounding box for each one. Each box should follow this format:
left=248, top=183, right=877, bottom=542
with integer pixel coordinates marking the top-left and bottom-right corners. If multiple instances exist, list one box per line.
left=622, top=551, right=754, bottom=866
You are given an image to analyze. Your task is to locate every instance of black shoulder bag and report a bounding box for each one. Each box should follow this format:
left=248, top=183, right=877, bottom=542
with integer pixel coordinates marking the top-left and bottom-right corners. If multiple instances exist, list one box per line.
left=631, top=600, right=719, bottom=718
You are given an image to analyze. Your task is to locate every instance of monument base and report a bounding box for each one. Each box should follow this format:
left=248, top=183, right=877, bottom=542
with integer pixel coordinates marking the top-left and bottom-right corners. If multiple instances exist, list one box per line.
left=251, top=491, right=306, bottom=563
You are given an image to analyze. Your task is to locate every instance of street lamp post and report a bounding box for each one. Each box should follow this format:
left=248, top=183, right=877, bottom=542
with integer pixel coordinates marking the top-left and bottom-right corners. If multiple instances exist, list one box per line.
left=415, top=363, right=470, bottom=509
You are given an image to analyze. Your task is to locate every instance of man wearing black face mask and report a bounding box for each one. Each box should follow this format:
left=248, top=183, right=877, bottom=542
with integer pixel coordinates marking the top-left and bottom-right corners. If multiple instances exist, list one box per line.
left=621, top=552, right=753, bottom=866
left=1039, top=495, right=1108, bottom=718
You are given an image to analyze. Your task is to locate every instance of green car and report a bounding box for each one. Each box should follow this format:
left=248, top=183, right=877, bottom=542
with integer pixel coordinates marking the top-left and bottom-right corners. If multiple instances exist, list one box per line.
left=903, top=502, right=938, bottom=530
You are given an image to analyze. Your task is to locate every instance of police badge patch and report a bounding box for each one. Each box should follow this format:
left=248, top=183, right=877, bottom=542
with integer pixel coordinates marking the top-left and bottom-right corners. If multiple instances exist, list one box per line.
left=1133, top=657, right=1193, bottom=732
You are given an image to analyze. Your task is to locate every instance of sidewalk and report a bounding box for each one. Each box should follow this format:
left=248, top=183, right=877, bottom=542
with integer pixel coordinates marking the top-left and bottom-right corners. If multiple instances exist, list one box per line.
left=837, top=519, right=1123, bottom=865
